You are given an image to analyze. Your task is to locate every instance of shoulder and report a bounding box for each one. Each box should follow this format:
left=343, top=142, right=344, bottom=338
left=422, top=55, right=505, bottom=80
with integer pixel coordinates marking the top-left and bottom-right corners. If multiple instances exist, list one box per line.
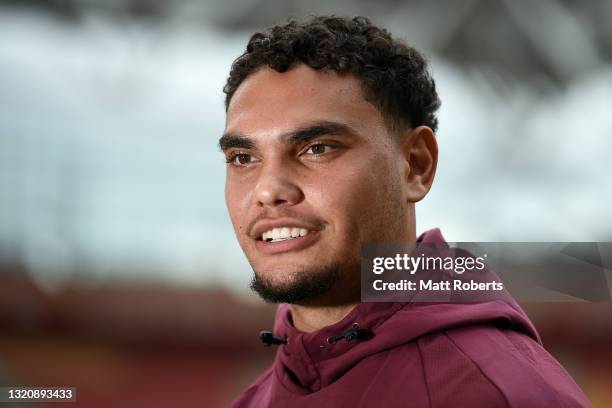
left=416, top=325, right=591, bottom=408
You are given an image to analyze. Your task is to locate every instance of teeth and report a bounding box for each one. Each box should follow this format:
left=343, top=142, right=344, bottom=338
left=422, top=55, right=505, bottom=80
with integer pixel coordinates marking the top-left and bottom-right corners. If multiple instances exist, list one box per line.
left=262, top=227, right=310, bottom=242
left=280, top=227, right=290, bottom=239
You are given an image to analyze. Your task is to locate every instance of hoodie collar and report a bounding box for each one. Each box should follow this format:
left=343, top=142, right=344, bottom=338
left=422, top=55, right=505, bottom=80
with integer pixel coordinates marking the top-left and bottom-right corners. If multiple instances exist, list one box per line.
left=272, top=301, right=406, bottom=392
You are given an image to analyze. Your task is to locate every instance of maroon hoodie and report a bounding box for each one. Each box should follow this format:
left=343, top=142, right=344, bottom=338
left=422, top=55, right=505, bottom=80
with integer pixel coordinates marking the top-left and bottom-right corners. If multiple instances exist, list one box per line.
left=231, top=229, right=591, bottom=407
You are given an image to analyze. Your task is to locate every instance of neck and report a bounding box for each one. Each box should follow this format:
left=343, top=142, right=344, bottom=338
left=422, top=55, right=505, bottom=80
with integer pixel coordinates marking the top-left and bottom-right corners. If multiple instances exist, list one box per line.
left=290, top=301, right=360, bottom=333
left=289, top=264, right=361, bottom=333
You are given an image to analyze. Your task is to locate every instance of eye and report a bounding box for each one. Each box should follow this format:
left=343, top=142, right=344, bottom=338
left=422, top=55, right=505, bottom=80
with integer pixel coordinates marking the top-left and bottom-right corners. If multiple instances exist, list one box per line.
left=304, top=143, right=335, bottom=156
left=226, top=152, right=256, bottom=166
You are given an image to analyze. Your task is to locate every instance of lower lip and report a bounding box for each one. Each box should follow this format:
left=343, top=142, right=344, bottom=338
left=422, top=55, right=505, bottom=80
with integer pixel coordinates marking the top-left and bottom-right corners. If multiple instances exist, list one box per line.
left=255, top=230, right=321, bottom=254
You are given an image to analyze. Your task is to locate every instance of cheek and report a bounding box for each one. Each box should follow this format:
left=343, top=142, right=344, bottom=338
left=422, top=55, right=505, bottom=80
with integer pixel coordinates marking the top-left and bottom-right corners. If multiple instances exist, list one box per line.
left=225, top=175, right=251, bottom=230
left=309, top=153, right=403, bottom=238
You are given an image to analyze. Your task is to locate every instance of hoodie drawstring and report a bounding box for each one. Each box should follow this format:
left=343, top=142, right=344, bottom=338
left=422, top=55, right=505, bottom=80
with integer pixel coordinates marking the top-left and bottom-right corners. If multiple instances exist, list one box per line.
left=326, top=323, right=373, bottom=344
left=259, top=330, right=287, bottom=346
left=259, top=323, right=373, bottom=347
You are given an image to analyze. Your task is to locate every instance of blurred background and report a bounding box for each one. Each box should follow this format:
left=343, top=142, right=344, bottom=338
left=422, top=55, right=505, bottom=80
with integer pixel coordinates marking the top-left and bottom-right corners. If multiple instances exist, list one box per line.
left=1, top=0, right=611, bottom=406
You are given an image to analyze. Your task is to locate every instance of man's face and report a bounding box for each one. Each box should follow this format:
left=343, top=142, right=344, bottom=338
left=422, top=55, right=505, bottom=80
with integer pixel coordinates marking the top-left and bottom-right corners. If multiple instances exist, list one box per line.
left=222, top=65, right=414, bottom=304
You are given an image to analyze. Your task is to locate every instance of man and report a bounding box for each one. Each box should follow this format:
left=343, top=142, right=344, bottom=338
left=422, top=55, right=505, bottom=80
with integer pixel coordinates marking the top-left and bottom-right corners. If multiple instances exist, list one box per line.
left=220, top=15, right=591, bottom=407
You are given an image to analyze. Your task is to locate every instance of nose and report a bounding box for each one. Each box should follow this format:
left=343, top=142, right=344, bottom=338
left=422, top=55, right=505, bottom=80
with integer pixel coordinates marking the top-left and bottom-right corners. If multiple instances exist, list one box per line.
left=254, top=161, right=304, bottom=208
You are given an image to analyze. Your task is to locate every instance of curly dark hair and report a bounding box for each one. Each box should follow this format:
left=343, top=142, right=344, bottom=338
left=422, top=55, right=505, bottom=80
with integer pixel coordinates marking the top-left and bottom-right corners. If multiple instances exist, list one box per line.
left=223, top=15, right=440, bottom=133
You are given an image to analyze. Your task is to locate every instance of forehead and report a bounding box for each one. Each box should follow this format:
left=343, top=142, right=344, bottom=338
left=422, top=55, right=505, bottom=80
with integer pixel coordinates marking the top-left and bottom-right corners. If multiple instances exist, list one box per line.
left=225, top=65, right=385, bottom=137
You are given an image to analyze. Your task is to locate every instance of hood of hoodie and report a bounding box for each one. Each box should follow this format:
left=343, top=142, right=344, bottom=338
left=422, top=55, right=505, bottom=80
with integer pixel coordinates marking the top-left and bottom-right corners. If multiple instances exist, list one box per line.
left=269, top=228, right=541, bottom=394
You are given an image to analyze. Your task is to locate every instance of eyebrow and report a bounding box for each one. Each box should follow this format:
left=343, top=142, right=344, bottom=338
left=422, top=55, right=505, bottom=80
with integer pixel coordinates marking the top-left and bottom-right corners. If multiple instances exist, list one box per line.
left=218, top=134, right=255, bottom=151
left=218, top=121, right=357, bottom=152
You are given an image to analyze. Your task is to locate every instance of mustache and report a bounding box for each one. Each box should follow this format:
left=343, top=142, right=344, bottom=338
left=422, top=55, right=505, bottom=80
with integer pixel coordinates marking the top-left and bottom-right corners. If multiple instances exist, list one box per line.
left=246, top=210, right=325, bottom=236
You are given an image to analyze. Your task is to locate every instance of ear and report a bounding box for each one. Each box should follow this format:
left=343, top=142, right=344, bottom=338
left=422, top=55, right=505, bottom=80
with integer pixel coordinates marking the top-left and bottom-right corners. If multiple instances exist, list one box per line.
left=400, top=126, right=438, bottom=203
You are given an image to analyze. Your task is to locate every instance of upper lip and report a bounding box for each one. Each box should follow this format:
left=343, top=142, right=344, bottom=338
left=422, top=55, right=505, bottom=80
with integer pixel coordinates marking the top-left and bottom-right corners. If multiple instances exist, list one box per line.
left=249, top=218, right=323, bottom=240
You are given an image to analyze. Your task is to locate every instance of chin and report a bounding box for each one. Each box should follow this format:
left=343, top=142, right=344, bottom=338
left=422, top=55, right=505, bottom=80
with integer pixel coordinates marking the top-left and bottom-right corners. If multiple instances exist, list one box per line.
left=250, top=263, right=342, bottom=304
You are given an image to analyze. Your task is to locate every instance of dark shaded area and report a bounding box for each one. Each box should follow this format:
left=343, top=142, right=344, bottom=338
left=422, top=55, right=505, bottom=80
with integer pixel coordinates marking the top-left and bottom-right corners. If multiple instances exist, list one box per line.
left=0, top=264, right=277, bottom=407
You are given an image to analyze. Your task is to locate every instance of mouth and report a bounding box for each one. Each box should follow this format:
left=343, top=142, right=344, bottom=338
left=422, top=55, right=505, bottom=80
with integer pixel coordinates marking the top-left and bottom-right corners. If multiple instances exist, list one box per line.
left=261, top=227, right=310, bottom=243
left=255, top=226, right=321, bottom=255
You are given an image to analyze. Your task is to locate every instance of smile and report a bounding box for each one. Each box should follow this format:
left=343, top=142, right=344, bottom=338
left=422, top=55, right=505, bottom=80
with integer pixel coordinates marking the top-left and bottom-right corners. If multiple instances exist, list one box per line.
left=262, top=227, right=310, bottom=242
left=256, top=228, right=320, bottom=255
